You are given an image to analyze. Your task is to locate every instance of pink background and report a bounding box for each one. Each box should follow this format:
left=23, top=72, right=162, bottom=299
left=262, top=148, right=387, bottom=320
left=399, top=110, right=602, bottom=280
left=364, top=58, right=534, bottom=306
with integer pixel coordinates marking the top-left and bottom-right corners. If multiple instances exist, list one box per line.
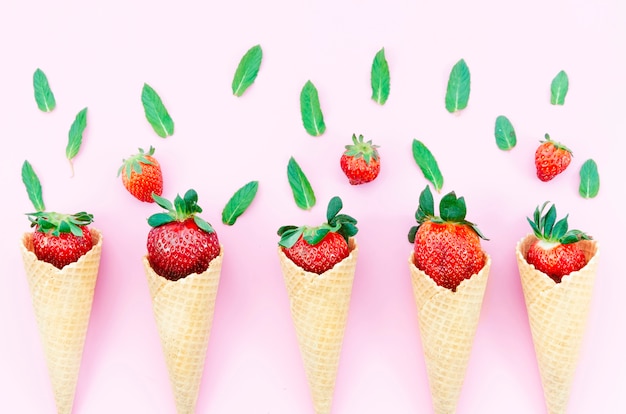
left=1, top=1, right=624, bottom=413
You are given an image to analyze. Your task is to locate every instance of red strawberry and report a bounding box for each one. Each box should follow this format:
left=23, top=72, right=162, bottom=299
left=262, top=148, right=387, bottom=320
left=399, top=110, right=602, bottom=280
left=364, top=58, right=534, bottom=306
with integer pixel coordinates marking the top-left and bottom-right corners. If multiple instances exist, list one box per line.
left=278, top=196, right=358, bottom=274
left=118, top=146, right=163, bottom=202
left=29, top=212, right=95, bottom=269
left=22, top=160, right=95, bottom=269
left=534, top=134, right=572, bottom=182
left=340, top=134, right=381, bottom=185
left=525, top=202, right=591, bottom=283
left=146, top=189, right=220, bottom=281
left=408, top=186, right=487, bottom=291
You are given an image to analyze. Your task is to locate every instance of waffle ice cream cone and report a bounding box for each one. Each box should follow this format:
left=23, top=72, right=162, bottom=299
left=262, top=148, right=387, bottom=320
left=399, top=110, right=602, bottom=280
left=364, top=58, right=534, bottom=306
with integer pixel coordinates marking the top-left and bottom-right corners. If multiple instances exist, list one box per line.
left=278, top=238, right=358, bottom=414
left=142, top=247, right=223, bottom=414
left=20, top=228, right=103, bottom=414
left=408, top=251, right=491, bottom=414
left=515, top=235, right=599, bottom=414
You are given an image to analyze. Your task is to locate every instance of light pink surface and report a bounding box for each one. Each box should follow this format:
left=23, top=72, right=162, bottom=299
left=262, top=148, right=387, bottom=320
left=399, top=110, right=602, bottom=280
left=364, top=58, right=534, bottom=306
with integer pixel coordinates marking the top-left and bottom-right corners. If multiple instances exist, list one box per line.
left=1, top=1, right=624, bottom=413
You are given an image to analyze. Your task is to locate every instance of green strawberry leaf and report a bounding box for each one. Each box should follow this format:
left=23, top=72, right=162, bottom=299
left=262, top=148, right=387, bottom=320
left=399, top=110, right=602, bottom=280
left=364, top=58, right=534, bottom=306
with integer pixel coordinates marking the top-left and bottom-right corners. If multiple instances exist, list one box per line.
left=439, top=192, right=466, bottom=222
left=445, top=58, right=471, bottom=113
left=300, top=80, right=326, bottom=136
left=579, top=159, right=600, bottom=198
left=278, top=226, right=304, bottom=248
left=141, top=83, right=174, bottom=138
left=412, top=139, right=444, bottom=192
left=33, top=68, right=56, bottom=112
left=303, top=226, right=331, bottom=245
left=408, top=226, right=418, bottom=243
left=551, top=216, right=569, bottom=240
left=543, top=204, right=557, bottom=237
left=147, top=212, right=174, bottom=227
left=417, top=185, right=435, bottom=219
left=66, top=107, right=88, bottom=176
left=194, top=215, right=214, bottom=233
left=21, top=160, right=46, bottom=212
left=494, top=115, right=517, bottom=150
left=287, top=157, right=316, bottom=210
left=550, top=70, right=569, bottom=105
left=222, top=180, right=259, bottom=225
left=232, top=44, right=263, bottom=97
left=326, top=196, right=343, bottom=222
left=371, top=47, right=390, bottom=105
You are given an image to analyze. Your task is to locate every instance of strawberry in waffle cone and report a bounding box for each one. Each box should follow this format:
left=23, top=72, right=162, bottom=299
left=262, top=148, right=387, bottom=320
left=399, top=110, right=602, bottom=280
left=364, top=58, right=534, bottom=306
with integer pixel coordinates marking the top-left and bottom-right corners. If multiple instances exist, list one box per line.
left=20, top=160, right=103, bottom=414
left=144, top=189, right=223, bottom=414
left=277, top=196, right=359, bottom=414
left=516, top=202, right=599, bottom=414
left=407, top=186, right=490, bottom=414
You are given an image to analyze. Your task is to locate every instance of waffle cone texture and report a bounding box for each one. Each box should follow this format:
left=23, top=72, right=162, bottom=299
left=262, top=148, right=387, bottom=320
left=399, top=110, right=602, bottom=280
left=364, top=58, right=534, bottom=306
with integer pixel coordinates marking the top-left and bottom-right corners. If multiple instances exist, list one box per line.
left=142, top=247, right=223, bottom=414
left=20, top=228, right=103, bottom=414
left=516, top=235, right=599, bottom=414
left=408, top=251, right=491, bottom=414
left=278, top=238, right=358, bottom=414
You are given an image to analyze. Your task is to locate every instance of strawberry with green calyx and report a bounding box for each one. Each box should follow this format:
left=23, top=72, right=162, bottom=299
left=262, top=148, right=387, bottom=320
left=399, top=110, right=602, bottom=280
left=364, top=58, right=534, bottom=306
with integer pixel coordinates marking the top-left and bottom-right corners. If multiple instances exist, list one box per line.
left=408, top=186, right=487, bottom=291
left=525, top=201, right=592, bottom=283
left=147, top=189, right=220, bottom=281
left=340, top=134, right=381, bottom=185
left=22, top=160, right=95, bottom=269
left=535, top=133, right=573, bottom=182
left=278, top=196, right=358, bottom=274
left=118, top=146, right=163, bottom=202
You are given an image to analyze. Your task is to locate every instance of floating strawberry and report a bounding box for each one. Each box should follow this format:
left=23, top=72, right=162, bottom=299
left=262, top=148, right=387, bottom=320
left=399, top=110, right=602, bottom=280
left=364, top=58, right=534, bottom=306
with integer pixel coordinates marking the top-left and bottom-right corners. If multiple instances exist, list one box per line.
left=146, top=189, right=220, bottom=281
left=278, top=196, right=358, bottom=274
left=408, top=186, right=487, bottom=291
left=534, top=133, right=572, bottom=182
left=118, top=146, right=163, bottom=202
left=525, top=201, right=591, bottom=283
left=340, top=133, right=380, bottom=185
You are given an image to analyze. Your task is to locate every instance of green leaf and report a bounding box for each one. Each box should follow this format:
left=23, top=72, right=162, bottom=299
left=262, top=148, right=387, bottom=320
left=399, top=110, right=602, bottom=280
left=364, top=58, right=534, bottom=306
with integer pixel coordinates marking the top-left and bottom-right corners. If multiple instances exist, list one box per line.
left=147, top=212, right=174, bottom=227
left=326, top=196, right=343, bottom=222
left=141, top=83, right=174, bottom=138
left=222, top=180, right=259, bottom=225
left=417, top=185, right=435, bottom=218
left=66, top=107, right=88, bottom=176
left=550, top=70, right=569, bottom=105
left=439, top=192, right=466, bottom=222
left=412, top=139, right=444, bottom=192
left=445, top=58, right=471, bottom=113
left=371, top=48, right=390, bottom=105
left=33, top=68, right=56, bottom=112
left=300, top=80, right=326, bottom=136
left=287, top=157, right=316, bottom=210
left=21, top=160, right=46, bottom=212
left=232, top=44, right=263, bottom=97
left=494, top=115, right=517, bottom=150
left=278, top=226, right=304, bottom=248
left=579, top=159, right=600, bottom=198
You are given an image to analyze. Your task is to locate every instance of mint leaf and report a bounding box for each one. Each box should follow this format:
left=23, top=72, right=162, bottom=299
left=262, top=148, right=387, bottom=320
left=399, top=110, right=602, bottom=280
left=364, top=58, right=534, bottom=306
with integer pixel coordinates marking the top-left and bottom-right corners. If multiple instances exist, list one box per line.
left=33, top=68, right=56, bottom=112
left=550, top=70, right=569, bottom=105
left=445, top=59, right=471, bottom=113
left=141, top=83, right=174, bottom=138
left=222, top=180, right=259, bottom=225
left=579, top=159, right=600, bottom=198
left=287, top=157, right=316, bottom=210
left=371, top=48, right=390, bottom=105
left=66, top=107, right=88, bottom=176
left=232, top=44, right=263, bottom=97
left=412, top=139, right=444, bottom=192
left=21, top=160, right=46, bottom=212
left=300, top=80, right=326, bottom=136
left=494, top=115, right=517, bottom=150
